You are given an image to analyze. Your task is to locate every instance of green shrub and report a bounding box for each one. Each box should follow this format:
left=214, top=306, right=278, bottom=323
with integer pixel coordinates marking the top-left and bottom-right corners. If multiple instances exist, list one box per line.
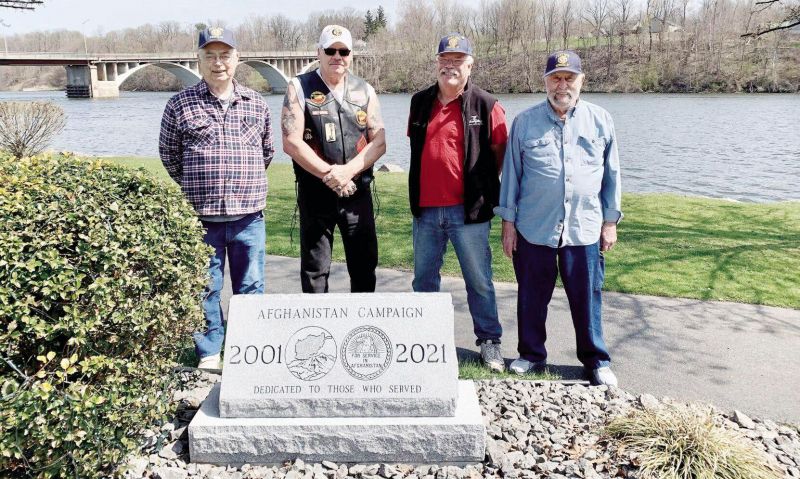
left=606, top=403, right=782, bottom=479
left=0, top=153, right=210, bottom=477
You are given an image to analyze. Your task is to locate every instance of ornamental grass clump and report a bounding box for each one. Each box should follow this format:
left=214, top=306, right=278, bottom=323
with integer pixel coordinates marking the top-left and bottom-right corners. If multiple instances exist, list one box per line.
left=606, top=403, right=782, bottom=479
left=0, top=153, right=211, bottom=477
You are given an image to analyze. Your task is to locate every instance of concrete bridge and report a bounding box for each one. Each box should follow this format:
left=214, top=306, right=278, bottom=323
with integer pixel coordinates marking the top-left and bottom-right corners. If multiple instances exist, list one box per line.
left=0, top=51, right=374, bottom=98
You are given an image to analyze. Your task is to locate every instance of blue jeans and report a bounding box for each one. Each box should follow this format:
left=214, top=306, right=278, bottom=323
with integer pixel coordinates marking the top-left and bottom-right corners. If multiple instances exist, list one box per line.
left=412, top=206, right=502, bottom=343
left=196, top=212, right=266, bottom=359
left=513, top=236, right=611, bottom=369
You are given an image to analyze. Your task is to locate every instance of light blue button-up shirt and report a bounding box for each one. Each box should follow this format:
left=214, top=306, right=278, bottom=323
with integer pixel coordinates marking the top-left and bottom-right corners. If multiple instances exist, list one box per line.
left=494, top=99, right=622, bottom=247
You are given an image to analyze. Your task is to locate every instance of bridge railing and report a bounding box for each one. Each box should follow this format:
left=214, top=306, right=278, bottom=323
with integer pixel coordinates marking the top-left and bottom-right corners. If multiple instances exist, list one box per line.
left=0, top=51, right=372, bottom=61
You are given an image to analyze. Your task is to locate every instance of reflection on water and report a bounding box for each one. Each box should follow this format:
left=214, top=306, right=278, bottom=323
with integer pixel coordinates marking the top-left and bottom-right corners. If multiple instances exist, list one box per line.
left=2, top=90, right=798, bottom=202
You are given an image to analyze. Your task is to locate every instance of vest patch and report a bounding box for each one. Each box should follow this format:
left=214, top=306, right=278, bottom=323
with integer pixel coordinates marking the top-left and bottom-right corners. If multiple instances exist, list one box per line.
left=355, top=109, right=367, bottom=126
left=310, top=91, right=326, bottom=105
left=356, top=134, right=367, bottom=153
left=468, top=115, right=482, bottom=126
left=324, top=123, right=337, bottom=142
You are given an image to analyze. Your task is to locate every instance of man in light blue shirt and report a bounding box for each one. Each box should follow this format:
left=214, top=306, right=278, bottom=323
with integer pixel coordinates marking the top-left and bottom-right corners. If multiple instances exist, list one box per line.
left=494, top=50, right=622, bottom=386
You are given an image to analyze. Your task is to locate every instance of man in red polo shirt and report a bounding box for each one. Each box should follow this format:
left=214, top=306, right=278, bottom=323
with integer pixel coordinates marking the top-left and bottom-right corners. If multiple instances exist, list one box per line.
left=407, top=33, right=508, bottom=372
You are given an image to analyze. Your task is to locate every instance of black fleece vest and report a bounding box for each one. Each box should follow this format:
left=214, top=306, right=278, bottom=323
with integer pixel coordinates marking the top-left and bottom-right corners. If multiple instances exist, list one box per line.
left=408, top=81, right=500, bottom=223
left=294, top=71, right=373, bottom=189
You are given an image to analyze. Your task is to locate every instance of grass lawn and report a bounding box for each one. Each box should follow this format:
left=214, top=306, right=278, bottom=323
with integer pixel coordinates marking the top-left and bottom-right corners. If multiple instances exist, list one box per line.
left=106, top=156, right=800, bottom=310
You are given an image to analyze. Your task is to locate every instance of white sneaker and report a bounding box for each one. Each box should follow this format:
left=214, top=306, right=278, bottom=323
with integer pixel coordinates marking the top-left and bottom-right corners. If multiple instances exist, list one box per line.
left=479, top=341, right=505, bottom=372
left=591, top=366, right=618, bottom=386
left=509, top=357, right=546, bottom=375
left=197, top=353, right=222, bottom=371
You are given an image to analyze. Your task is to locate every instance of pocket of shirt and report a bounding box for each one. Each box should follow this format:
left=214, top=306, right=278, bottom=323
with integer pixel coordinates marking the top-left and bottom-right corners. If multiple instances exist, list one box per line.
left=578, top=135, right=606, bottom=166
left=185, top=117, right=215, bottom=148
left=522, top=137, right=556, bottom=166
left=241, top=116, right=263, bottom=147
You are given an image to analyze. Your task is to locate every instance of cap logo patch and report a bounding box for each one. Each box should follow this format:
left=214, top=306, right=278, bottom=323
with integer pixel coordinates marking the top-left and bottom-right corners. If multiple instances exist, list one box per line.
left=310, top=91, right=326, bottom=105
left=447, top=36, right=460, bottom=49
left=331, top=27, right=342, bottom=36
left=209, top=27, right=224, bottom=39
left=355, top=109, right=368, bottom=126
left=556, top=53, right=570, bottom=67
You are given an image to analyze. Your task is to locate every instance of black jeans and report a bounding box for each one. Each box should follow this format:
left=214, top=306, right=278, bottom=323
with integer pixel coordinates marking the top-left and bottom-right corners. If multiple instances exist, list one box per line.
left=297, top=181, right=378, bottom=293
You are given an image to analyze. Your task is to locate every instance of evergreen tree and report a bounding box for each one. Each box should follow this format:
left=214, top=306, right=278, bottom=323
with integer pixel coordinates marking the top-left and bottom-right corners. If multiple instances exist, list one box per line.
left=376, top=6, right=387, bottom=29
left=364, top=9, right=375, bottom=40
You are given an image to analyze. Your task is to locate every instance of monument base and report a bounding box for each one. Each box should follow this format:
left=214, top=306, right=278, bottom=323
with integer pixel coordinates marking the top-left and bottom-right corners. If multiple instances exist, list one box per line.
left=189, top=381, right=486, bottom=465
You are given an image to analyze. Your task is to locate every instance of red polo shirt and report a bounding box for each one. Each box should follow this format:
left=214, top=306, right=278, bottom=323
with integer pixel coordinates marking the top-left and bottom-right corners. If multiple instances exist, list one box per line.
left=412, top=99, right=507, bottom=207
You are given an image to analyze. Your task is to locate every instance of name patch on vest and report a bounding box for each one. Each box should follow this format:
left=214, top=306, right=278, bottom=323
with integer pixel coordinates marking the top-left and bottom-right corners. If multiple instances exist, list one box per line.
left=310, top=110, right=329, bottom=116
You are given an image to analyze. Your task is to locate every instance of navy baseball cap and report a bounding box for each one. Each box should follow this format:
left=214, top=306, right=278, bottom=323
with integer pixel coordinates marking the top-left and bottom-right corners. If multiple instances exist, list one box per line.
left=544, top=50, right=582, bottom=76
left=437, top=33, right=473, bottom=56
left=198, top=26, right=236, bottom=49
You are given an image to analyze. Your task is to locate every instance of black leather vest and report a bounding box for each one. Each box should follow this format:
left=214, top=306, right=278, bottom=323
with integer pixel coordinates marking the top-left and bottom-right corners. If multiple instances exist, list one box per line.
left=294, top=71, right=373, bottom=188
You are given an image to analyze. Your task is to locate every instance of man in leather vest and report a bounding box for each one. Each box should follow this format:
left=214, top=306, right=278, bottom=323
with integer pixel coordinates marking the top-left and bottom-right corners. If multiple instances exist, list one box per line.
left=407, top=34, right=508, bottom=372
left=281, top=25, right=386, bottom=293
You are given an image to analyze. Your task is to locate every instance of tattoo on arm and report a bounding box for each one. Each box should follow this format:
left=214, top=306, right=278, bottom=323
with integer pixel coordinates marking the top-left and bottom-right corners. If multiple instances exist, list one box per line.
left=281, top=88, right=299, bottom=137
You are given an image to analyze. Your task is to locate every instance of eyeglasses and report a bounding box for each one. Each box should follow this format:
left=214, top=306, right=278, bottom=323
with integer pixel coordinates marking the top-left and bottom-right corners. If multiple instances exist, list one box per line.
left=202, top=53, right=235, bottom=63
left=437, top=56, right=467, bottom=67
left=323, top=47, right=351, bottom=57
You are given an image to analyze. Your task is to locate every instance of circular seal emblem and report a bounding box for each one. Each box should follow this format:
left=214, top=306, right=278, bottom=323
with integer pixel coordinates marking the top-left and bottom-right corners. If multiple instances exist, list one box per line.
left=556, top=53, right=570, bottom=67
left=285, top=326, right=337, bottom=381
left=340, top=326, right=392, bottom=381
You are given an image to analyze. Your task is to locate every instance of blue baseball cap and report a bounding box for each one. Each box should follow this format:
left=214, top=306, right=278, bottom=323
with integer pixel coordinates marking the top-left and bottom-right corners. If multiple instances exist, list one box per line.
left=544, top=50, right=582, bottom=76
left=437, top=33, right=473, bottom=56
left=198, top=26, right=237, bottom=49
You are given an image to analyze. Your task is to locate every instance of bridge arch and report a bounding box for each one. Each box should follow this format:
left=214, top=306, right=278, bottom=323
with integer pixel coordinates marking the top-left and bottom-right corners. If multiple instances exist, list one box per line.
left=300, top=60, right=319, bottom=74
left=242, top=60, right=291, bottom=93
left=116, top=62, right=201, bottom=90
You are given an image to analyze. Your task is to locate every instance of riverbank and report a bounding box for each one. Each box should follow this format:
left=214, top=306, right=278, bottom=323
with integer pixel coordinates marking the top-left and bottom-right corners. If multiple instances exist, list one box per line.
left=107, top=156, right=800, bottom=310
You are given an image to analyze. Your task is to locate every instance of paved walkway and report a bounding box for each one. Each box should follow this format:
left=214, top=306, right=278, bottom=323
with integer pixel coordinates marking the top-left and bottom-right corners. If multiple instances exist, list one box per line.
left=219, top=255, right=800, bottom=424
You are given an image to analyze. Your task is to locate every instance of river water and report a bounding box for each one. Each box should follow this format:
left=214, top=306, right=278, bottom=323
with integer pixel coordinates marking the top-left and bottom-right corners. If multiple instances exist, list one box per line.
left=2, top=90, right=798, bottom=202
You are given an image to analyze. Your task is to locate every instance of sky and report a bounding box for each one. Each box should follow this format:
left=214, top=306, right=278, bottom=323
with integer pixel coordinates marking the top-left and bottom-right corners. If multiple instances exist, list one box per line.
left=0, top=0, right=479, bottom=35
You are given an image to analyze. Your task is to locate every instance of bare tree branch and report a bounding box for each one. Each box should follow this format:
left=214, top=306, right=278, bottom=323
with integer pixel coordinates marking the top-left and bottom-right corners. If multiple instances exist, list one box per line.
left=742, top=18, right=800, bottom=35
left=742, top=0, right=800, bottom=36
left=0, top=0, right=44, bottom=10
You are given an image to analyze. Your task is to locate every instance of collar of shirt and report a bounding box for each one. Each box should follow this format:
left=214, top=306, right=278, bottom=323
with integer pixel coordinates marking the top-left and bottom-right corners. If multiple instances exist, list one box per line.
left=545, top=98, right=583, bottom=124
left=197, top=79, right=251, bottom=104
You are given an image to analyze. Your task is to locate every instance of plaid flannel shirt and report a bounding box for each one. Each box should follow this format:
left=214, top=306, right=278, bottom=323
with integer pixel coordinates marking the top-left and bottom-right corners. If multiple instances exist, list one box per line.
left=159, top=79, right=274, bottom=216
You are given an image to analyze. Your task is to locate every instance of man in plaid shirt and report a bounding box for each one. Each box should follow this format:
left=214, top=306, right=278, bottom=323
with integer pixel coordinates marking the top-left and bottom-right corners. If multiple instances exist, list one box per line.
left=159, top=27, right=274, bottom=371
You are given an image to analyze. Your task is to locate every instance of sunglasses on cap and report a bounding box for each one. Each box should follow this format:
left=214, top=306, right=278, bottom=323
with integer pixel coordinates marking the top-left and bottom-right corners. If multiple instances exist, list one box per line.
left=323, top=47, right=351, bottom=57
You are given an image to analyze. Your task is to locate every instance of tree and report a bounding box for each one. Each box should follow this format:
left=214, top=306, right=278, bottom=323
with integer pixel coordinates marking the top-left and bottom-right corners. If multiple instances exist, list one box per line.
left=377, top=6, right=388, bottom=28
left=365, top=9, right=375, bottom=40
left=0, top=101, right=65, bottom=158
left=742, top=0, right=800, bottom=36
left=0, top=0, right=42, bottom=9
